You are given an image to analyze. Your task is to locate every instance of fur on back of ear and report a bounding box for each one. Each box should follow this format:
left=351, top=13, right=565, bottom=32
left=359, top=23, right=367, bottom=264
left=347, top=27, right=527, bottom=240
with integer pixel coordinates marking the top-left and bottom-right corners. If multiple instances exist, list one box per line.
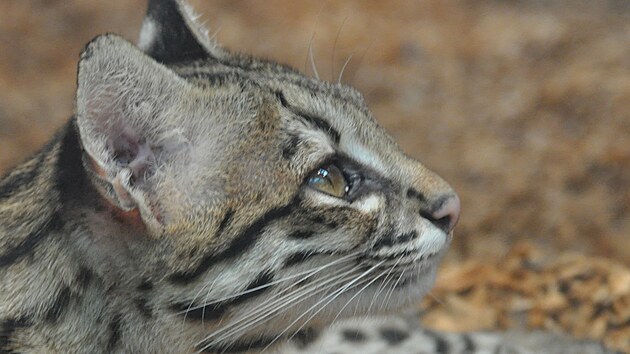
left=138, top=0, right=226, bottom=64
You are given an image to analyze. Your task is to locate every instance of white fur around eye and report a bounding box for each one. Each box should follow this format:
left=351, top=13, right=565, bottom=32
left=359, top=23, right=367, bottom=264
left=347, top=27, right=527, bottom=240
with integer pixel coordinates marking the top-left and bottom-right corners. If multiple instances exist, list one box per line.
left=345, top=140, right=386, bottom=172
left=353, top=194, right=383, bottom=214
left=304, top=188, right=347, bottom=207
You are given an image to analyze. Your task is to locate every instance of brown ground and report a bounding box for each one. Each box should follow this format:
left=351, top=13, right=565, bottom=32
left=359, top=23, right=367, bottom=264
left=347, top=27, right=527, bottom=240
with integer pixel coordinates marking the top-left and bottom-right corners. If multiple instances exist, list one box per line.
left=1, top=0, right=629, bottom=348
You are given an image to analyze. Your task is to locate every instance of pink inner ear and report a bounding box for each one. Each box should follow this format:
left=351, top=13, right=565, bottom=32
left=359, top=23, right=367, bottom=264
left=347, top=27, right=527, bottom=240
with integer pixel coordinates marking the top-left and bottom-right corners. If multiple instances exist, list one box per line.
left=108, top=126, right=156, bottom=185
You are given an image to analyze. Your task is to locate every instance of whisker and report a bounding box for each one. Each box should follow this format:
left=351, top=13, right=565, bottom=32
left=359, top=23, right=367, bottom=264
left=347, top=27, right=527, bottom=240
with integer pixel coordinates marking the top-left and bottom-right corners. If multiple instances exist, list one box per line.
left=382, top=268, right=407, bottom=309
left=303, top=3, right=326, bottom=77
left=331, top=16, right=349, bottom=82
left=197, top=264, right=359, bottom=349
left=309, top=38, right=320, bottom=80
left=329, top=267, right=389, bottom=328
left=427, top=291, right=446, bottom=307
left=199, top=268, right=353, bottom=345
left=285, top=273, right=380, bottom=349
left=337, top=54, right=354, bottom=84
left=259, top=260, right=385, bottom=352
left=207, top=266, right=355, bottom=343
left=215, top=271, right=357, bottom=348
left=199, top=276, right=358, bottom=353
left=208, top=26, right=222, bottom=42
left=377, top=270, right=404, bottom=312
left=367, top=254, right=405, bottom=314
left=184, top=275, right=220, bottom=325
left=181, top=251, right=361, bottom=315
left=348, top=40, right=375, bottom=85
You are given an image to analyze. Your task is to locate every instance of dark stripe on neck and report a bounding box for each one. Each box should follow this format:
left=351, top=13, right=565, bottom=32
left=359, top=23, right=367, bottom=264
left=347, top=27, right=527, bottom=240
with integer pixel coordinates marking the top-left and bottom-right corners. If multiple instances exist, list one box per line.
left=168, top=197, right=300, bottom=284
left=0, top=212, right=63, bottom=268
left=137, top=279, right=153, bottom=291
left=0, top=154, right=46, bottom=201
left=44, top=286, right=72, bottom=323
left=106, top=315, right=122, bottom=352
left=76, top=267, right=93, bottom=289
left=0, top=120, right=88, bottom=268
left=55, top=119, right=93, bottom=206
left=0, top=123, right=67, bottom=201
left=0, top=316, right=32, bottom=353
left=171, top=271, right=274, bottom=321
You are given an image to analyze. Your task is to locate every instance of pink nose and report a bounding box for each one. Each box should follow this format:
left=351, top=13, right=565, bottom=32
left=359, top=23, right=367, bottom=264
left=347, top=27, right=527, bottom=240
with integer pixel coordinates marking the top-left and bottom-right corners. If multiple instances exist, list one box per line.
left=429, top=194, right=461, bottom=233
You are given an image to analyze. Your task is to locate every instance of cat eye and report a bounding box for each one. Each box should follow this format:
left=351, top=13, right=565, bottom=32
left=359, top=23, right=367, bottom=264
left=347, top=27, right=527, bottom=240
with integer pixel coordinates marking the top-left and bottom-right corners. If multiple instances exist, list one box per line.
left=307, top=164, right=350, bottom=198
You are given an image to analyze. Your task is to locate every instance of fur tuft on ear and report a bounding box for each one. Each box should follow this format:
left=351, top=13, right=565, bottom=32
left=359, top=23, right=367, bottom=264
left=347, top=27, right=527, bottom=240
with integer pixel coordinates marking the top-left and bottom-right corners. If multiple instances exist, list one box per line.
left=76, top=34, right=191, bottom=229
left=138, top=0, right=225, bottom=64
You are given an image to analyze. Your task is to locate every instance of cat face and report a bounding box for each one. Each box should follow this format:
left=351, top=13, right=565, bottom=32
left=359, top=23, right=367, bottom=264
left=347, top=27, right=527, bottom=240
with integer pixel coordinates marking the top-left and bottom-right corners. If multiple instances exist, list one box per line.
left=75, top=0, right=459, bottom=350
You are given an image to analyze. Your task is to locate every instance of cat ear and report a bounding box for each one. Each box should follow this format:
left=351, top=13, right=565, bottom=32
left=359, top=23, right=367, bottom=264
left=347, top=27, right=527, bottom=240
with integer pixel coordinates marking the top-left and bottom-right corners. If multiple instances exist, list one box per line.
left=138, top=0, right=224, bottom=63
left=76, top=34, right=190, bottom=228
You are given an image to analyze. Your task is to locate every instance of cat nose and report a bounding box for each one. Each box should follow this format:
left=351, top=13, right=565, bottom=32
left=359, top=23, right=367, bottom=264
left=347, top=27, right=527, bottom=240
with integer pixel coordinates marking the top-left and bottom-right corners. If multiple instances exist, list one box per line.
left=421, top=194, right=461, bottom=234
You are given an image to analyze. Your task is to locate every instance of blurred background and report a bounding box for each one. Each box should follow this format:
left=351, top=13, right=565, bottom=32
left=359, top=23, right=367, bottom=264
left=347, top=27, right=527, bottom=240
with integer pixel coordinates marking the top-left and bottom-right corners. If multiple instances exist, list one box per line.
left=1, top=0, right=629, bottom=265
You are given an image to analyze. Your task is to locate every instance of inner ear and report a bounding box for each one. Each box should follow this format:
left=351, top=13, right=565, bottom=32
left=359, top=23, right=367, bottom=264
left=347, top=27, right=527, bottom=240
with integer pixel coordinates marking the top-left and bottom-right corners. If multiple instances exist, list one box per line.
left=108, top=126, right=155, bottom=186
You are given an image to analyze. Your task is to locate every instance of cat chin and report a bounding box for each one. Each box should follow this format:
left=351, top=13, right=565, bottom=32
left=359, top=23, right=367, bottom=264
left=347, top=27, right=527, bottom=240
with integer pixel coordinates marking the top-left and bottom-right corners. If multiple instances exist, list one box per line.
left=217, top=265, right=439, bottom=346
left=301, top=262, right=437, bottom=321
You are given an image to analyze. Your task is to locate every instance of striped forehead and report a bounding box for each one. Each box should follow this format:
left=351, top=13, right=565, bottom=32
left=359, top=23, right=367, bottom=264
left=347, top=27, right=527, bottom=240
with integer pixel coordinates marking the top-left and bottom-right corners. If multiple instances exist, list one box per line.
left=279, top=85, right=391, bottom=174
left=172, top=58, right=390, bottom=174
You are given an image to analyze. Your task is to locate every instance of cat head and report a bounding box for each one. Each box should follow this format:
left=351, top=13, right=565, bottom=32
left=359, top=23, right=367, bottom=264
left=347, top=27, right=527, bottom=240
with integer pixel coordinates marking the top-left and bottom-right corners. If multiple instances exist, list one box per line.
left=74, top=0, right=459, bottom=350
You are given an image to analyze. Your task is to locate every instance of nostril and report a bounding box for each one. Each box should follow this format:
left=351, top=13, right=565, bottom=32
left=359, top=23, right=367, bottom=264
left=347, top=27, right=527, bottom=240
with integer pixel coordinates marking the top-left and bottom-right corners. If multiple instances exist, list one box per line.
left=420, top=194, right=461, bottom=233
left=434, top=215, right=454, bottom=233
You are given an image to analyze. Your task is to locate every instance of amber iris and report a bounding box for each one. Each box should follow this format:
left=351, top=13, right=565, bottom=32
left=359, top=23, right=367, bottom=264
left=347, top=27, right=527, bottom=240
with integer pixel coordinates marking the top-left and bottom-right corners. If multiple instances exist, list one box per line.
left=307, top=164, right=349, bottom=198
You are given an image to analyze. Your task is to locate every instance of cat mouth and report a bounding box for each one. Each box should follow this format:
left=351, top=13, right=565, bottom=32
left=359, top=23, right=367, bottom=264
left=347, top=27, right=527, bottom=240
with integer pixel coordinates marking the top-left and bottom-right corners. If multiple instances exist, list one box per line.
left=352, top=250, right=442, bottom=290
left=361, top=249, right=442, bottom=269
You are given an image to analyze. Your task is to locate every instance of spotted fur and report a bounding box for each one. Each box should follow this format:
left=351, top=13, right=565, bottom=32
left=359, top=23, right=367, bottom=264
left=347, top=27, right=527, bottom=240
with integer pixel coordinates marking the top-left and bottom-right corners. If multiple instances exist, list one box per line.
left=0, top=1, right=613, bottom=354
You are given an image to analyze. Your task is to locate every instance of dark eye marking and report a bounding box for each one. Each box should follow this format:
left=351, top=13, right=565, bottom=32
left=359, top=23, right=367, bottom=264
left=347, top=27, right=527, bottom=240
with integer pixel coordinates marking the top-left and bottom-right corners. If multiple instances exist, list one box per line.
left=168, top=197, right=300, bottom=284
left=274, top=91, right=340, bottom=144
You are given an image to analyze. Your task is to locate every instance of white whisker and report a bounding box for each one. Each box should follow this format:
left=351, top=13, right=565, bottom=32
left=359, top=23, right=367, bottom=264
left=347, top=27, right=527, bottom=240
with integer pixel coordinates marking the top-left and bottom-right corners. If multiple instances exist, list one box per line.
left=382, top=268, right=407, bottom=310
left=309, top=38, right=320, bottom=80
left=216, top=271, right=356, bottom=347
left=349, top=40, right=374, bottom=85
left=328, top=267, right=388, bottom=328
left=331, top=17, right=349, bottom=82
left=367, top=254, right=405, bottom=314
left=205, top=265, right=356, bottom=344
left=427, top=291, right=446, bottom=307
left=338, top=54, right=354, bottom=84
left=197, top=262, right=361, bottom=350
left=182, top=251, right=361, bottom=315
left=259, top=260, right=385, bottom=352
